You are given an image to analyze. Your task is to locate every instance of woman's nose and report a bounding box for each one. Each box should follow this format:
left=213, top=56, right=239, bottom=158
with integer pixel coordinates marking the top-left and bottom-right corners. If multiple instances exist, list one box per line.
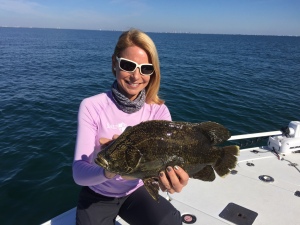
left=131, top=68, right=142, bottom=79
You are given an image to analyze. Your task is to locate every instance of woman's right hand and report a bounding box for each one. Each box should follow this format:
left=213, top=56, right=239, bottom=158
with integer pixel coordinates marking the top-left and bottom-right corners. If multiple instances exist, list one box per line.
left=99, top=135, right=137, bottom=180
left=99, top=134, right=136, bottom=180
left=99, top=137, right=118, bottom=179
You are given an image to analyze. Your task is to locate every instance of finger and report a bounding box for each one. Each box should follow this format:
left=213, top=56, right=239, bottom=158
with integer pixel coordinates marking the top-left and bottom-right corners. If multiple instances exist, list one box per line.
left=158, top=173, right=167, bottom=192
left=112, top=134, right=119, bottom=140
left=173, top=165, right=189, bottom=186
left=121, top=175, right=137, bottom=180
left=158, top=171, right=175, bottom=193
left=99, top=138, right=112, bottom=145
left=166, top=166, right=183, bottom=192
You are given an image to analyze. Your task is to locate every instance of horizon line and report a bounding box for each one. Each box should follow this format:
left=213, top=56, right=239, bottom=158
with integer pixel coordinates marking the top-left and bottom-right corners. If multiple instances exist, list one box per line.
left=1, top=26, right=299, bottom=37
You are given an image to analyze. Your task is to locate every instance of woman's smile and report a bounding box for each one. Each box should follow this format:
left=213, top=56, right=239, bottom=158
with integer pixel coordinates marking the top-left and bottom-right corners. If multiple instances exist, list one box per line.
left=125, top=80, right=143, bottom=88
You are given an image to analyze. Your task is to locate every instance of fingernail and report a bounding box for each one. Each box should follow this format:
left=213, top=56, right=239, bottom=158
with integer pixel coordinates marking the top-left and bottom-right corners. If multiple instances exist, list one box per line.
left=174, top=165, right=179, bottom=170
left=159, top=172, right=164, bottom=177
left=166, top=166, right=172, bottom=172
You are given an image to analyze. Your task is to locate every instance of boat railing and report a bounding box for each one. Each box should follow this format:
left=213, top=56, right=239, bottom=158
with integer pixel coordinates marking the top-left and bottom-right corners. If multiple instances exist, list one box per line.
left=229, top=131, right=281, bottom=141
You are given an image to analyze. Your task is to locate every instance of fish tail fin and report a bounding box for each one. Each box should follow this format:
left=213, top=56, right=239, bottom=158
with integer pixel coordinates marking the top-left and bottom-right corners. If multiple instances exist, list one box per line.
left=213, top=145, right=240, bottom=177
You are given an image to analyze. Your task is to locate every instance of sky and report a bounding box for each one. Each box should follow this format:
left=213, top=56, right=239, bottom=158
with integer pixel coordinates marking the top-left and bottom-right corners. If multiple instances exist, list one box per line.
left=0, top=0, right=299, bottom=36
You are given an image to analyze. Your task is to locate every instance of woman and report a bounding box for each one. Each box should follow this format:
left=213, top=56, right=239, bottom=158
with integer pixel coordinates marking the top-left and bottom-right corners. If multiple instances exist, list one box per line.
left=73, top=29, right=189, bottom=225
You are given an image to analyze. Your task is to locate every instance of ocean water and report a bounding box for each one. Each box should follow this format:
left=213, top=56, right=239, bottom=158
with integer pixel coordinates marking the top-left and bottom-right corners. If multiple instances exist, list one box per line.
left=0, top=28, right=299, bottom=224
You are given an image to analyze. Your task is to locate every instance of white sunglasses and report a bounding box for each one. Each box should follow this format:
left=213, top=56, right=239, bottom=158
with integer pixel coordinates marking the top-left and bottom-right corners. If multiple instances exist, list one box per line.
left=116, top=57, right=154, bottom=76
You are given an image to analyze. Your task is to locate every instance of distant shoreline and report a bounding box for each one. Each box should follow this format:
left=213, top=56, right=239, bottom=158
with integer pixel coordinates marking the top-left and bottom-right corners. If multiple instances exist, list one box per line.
left=1, top=26, right=299, bottom=37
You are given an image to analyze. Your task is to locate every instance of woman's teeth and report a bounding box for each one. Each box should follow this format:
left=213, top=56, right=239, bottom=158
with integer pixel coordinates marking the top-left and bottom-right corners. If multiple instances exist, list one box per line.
left=127, top=81, right=139, bottom=87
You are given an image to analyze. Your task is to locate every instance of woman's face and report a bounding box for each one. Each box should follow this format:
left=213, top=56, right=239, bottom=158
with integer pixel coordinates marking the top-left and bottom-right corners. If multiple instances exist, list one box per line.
left=114, top=46, right=151, bottom=101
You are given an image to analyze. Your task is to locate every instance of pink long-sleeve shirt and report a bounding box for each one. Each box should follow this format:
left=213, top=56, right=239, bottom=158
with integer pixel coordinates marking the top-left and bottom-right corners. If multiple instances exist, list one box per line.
left=72, top=90, right=171, bottom=197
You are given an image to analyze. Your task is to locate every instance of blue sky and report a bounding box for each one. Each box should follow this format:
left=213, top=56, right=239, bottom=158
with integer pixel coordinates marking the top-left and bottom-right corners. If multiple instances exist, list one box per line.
left=0, top=0, right=299, bottom=35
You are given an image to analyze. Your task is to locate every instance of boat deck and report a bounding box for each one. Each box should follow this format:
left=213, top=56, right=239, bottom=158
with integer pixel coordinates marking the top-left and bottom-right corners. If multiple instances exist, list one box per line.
left=162, top=147, right=300, bottom=224
left=42, top=146, right=300, bottom=225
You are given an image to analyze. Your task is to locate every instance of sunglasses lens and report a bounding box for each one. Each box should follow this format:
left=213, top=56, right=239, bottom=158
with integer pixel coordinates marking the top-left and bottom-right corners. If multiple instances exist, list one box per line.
left=118, top=57, right=154, bottom=75
left=141, top=65, right=154, bottom=75
left=120, top=60, right=136, bottom=71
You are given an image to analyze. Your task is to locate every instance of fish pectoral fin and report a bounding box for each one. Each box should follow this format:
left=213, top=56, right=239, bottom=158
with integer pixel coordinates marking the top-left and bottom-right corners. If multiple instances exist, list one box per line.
left=213, top=145, right=240, bottom=177
left=140, top=159, right=164, bottom=172
left=125, top=148, right=142, bottom=172
left=198, top=121, right=231, bottom=145
left=143, top=177, right=160, bottom=202
left=191, top=165, right=216, bottom=181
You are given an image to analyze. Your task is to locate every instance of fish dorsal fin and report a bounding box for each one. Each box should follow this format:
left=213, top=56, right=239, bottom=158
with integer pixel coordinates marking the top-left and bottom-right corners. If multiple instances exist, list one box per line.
left=125, top=148, right=142, bottom=173
left=143, top=177, right=160, bottom=202
left=198, top=121, right=231, bottom=145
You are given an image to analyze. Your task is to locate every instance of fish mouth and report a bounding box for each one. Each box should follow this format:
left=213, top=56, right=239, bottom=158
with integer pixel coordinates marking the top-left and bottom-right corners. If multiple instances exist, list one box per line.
left=95, top=156, right=109, bottom=169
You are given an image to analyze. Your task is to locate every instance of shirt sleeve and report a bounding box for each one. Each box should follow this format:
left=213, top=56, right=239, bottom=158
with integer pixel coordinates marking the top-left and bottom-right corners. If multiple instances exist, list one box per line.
left=72, top=98, right=110, bottom=186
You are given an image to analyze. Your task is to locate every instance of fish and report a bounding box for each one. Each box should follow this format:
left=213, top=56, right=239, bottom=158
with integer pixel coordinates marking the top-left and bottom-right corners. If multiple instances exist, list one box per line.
left=95, top=120, right=239, bottom=201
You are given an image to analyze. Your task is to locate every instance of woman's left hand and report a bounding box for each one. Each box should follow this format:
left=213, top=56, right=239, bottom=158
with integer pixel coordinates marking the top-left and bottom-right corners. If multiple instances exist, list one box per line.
left=158, top=166, right=189, bottom=193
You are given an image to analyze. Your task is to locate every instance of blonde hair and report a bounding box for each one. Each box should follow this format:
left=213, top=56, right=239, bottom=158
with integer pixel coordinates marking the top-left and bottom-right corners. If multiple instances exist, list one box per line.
left=112, top=29, right=164, bottom=105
